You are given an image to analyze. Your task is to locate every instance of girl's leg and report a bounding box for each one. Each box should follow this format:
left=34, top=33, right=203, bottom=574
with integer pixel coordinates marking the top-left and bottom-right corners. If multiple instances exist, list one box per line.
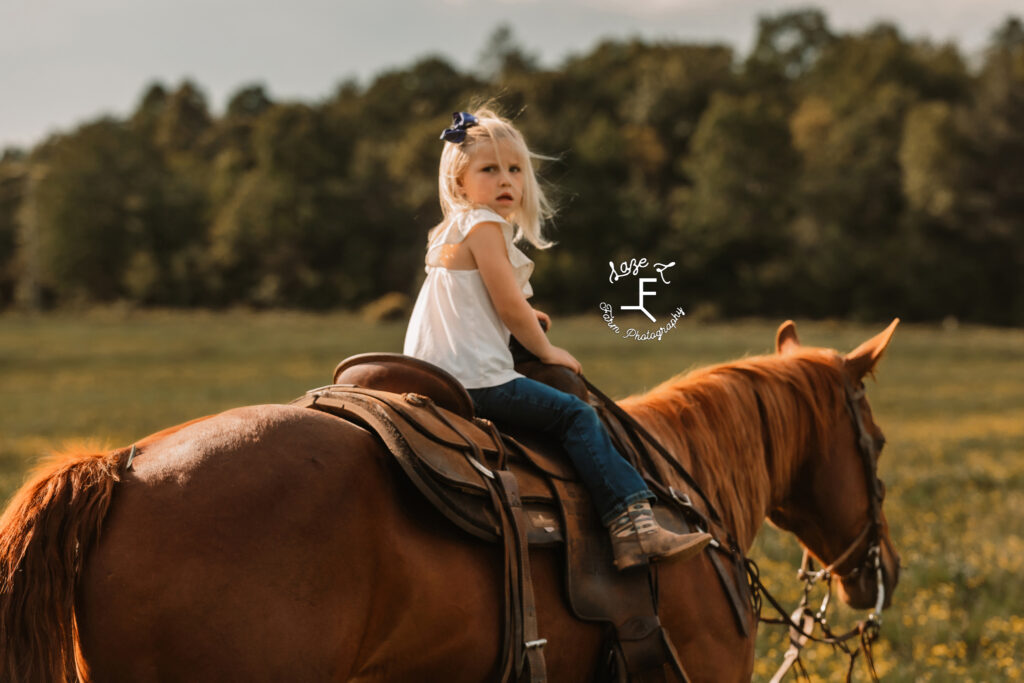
left=468, top=377, right=650, bottom=523
left=469, top=376, right=711, bottom=570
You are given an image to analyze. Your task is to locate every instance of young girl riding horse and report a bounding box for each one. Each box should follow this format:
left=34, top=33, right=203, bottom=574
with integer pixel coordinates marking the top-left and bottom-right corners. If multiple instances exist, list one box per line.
left=403, top=108, right=711, bottom=570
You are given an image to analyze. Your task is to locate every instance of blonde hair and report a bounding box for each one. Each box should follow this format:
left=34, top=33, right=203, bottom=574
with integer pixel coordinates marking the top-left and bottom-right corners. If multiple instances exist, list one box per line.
left=430, top=107, right=555, bottom=249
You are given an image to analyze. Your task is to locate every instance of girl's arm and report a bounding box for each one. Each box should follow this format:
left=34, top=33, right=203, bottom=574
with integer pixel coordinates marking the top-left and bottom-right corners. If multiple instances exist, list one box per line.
left=465, top=222, right=581, bottom=373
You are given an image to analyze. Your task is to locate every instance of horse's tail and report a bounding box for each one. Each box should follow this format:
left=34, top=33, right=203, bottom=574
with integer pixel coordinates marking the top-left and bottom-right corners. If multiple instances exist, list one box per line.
left=0, top=445, right=128, bottom=683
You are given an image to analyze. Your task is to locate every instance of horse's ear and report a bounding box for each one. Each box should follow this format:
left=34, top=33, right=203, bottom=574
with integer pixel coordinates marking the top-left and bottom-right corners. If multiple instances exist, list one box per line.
left=775, top=320, right=801, bottom=354
left=844, top=319, right=900, bottom=379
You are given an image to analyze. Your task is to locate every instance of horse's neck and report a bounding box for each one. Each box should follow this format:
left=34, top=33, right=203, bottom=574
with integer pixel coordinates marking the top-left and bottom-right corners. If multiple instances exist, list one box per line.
left=626, top=406, right=771, bottom=551
left=622, top=359, right=830, bottom=551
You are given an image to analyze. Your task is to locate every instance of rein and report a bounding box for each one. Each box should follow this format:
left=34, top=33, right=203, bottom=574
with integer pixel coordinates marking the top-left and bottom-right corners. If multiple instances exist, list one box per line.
left=585, top=367, right=890, bottom=682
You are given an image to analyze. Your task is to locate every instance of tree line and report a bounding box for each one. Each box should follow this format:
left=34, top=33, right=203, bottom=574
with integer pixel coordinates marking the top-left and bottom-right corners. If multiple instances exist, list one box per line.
left=1, top=9, right=1022, bottom=324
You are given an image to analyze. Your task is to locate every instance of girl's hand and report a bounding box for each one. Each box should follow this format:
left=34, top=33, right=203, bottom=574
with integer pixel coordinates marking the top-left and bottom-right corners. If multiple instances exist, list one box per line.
left=540, top=346, right=582, bottom=375
left=534, top=309, right=551, bottom=331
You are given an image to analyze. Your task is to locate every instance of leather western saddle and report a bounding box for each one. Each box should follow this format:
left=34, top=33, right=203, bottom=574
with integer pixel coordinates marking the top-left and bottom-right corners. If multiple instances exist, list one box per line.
left=292, top=353, right=752, bottom=682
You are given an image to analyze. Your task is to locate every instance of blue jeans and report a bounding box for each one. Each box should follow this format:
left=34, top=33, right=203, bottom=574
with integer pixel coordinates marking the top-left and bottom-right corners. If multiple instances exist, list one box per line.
left=467, top=377, right=654, bottom=525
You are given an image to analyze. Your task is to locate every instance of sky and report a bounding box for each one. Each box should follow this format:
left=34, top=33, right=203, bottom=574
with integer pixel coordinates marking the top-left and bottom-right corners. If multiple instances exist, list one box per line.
left=2, top=0, right=1021, bottom=150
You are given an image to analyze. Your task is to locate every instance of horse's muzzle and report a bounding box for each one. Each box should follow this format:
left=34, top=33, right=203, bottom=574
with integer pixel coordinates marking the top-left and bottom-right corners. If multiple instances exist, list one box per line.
left=838, top=541, right=900, bottom=611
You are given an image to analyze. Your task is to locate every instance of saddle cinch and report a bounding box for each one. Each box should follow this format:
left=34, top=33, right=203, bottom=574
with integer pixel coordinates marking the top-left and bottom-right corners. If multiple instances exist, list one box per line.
left=291, top=353, right=751, bottom=683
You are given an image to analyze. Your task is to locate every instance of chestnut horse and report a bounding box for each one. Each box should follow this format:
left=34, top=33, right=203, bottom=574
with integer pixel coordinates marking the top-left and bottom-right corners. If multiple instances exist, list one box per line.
left=0, top=321, right=901, bottom=682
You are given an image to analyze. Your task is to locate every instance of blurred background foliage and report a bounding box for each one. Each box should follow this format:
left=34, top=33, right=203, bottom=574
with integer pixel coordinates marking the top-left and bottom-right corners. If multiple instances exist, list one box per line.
left=1, top=9, right=1021, bottom=324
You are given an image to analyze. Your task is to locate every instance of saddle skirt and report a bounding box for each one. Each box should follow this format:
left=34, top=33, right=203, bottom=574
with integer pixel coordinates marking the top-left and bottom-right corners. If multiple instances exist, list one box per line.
left=294, top=383, right=571, bottom=545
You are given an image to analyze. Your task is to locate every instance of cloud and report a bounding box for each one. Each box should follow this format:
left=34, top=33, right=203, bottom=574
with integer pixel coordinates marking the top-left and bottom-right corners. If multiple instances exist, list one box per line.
left=4, top=0, right=1021, bottom=149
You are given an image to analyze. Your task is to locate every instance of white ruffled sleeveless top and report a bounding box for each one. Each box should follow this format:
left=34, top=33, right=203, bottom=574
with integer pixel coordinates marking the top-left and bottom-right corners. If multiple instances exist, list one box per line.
left=403, top=207, right=534, bottom=389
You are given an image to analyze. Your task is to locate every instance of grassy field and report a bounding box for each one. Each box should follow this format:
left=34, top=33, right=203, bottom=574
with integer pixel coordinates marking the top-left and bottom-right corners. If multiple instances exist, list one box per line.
left=1, top=310, right=1022, bottom=681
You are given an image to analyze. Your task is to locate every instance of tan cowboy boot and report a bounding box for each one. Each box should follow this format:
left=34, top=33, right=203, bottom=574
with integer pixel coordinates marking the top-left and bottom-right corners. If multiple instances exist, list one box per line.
left=608, top=501, right=713, bottom=571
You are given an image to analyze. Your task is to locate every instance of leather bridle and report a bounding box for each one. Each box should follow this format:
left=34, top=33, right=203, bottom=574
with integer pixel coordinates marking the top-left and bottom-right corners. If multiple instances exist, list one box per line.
left=801, top=373, right=888, bottom=616
left=760, top=369, right=893, bottom=683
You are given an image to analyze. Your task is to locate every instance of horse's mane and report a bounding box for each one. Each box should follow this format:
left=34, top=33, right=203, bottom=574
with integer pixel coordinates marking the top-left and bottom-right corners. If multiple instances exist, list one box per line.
left=620, top=348, right=846, bottom=547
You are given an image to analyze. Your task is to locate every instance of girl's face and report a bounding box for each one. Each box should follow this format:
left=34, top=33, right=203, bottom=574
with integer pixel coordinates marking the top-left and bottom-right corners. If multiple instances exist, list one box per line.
left=458, top=139, right=525, bottom=219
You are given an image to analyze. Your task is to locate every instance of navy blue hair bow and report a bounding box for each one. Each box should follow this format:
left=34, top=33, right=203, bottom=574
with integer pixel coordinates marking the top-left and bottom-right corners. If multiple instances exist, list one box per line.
left=440, top=112, right=478, bottom=143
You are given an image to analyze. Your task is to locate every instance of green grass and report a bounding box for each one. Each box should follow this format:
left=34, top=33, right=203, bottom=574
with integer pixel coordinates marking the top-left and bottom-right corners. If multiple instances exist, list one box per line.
left=2, top=311, right=1022, bottom=681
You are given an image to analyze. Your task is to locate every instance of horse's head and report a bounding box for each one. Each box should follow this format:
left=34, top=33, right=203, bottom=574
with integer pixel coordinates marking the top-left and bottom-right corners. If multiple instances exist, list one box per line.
left=768, top=320, right=901, bottom=612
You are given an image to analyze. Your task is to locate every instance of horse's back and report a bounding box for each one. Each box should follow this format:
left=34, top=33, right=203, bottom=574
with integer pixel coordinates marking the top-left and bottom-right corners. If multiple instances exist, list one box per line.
left=76, top=404, right=502, bottom=682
